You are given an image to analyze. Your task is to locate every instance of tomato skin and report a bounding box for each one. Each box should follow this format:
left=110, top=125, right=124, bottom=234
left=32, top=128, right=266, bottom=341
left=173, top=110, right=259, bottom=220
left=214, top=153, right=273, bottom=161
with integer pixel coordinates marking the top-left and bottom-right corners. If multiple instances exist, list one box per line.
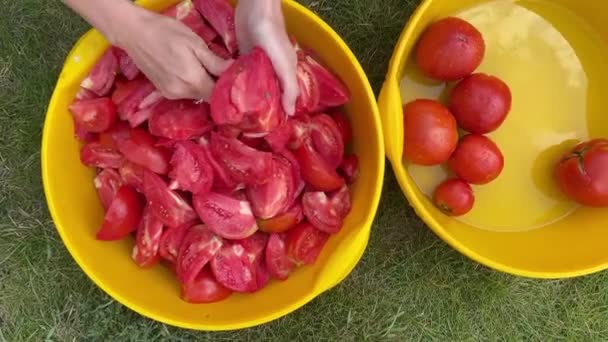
left=415, top=17, right=485, bottom=81
left=448, top=134, right=504, bottom=184
left=294, top=143, right=345, bottom=192
left=97, top=186, right=144, bottom=241
left=449, top=73, right=512, bottom=134
left=402, top=99, right=458, bottom=165
left=555, top=139, right=608, bottom=207
left=433, top=179, right=475, bottom=216
left=181, top=267, right=232, bottom=304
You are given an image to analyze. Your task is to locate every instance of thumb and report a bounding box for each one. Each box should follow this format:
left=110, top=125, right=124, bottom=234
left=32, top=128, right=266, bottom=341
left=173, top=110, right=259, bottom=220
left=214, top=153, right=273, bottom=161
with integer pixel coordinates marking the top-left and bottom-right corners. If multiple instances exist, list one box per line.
left=191, top=42, right=234, bottom=76
left=259, top=32, right=299, bottom=116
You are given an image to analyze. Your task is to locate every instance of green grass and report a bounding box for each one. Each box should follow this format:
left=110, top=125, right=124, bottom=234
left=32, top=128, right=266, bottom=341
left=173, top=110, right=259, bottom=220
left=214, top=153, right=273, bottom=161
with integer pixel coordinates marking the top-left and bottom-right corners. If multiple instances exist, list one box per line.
left=2, top=0, right=608, bottom=340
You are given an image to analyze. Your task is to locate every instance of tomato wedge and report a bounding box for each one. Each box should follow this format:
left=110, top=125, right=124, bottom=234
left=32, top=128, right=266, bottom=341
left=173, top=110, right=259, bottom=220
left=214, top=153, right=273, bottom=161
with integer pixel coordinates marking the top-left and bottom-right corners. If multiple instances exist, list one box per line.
left=303, top=185, right=352, bottom=233
left=143, top=170, right=198, bottom=228
left=265, top=120, right=294, bottom=152
left=304, top=54, right=350, bottom=109
left=285, top=222, right=329, bottom=266
left=94, top=168, right=123, bottom=211
left=294, top=143, right=345, bottom=192
left=99, top=121, right=130, bottom=150
left=69, top=97, right=117, bottom=133
left=132, top=206, right=164, bottom=268
left=295, top=59, right=320, bottom=115
left=159, top=223, right=192, bottom=263
left=80, top=49, right=118, bottom=97
left=118, top=160, right=145, bottom=193
left=210, top=242, right=257, bottom=293
left=193, top=192, right=258, bottom=239
left=329, top=110, right=352, bottom=146
left=181, top=267, right=232, bottom=303
left=96, top=186, right=144, bottom=241
left=265, top=233, right=294, bottom=280
left=338, top=154, right=360, bottom=184
left=112, top=47, right=140, bottom=80
left=164, top=0, right=217, bottom=43
left=194, top=0, right=237, bottom=54
left=169, top=141, right=214, bottom=195
left=148, top=100, right=212, bottom=140
left=310, top=114, right=344, bottom=168
left=119, top=129, right=170, bottom=174
left=198, top=136, right=242, bottom=193
left=116, top=78, right=157, bottom=121
left=80, top=142, right=124, bottom=169
left=258, top=203, right=303, bottom=233
left=246, top=156, right=294, bottom=219
left=177, top=224, right=223, bottom=285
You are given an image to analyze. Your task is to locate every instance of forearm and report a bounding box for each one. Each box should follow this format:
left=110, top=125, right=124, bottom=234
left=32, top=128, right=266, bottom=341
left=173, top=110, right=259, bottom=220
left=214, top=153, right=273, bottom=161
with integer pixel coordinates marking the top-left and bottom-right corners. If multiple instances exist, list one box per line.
left=61, top=0, right=143, bottom=45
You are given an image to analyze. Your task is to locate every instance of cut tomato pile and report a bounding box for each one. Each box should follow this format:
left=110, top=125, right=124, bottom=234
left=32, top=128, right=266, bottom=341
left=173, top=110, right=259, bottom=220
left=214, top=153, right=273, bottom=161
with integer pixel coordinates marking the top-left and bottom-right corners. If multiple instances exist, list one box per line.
left=69, top=0, right=358, bottom=304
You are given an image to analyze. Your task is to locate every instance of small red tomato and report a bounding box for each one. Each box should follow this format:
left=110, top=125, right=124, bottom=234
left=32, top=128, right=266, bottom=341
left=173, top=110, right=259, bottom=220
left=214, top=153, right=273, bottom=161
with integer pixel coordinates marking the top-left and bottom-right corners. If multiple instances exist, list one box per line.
left=555, top=139, right=608, bottom=207
left=403, top=99, right=458, bottom=166
left=448, top=134, right=504, bottom=184
left=96, top=186, right=144, bottom=241
left=433, top=179, right=475, bottom=216
left=449, top=73, right=512, bottom=134
left=416, top=17, right=485, bottom=81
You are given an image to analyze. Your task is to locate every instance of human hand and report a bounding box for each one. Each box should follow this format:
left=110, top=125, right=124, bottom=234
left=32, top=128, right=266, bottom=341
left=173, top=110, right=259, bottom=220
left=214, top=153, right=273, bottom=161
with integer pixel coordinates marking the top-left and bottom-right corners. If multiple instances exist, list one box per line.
left=236, top=0, right=298, bottom=116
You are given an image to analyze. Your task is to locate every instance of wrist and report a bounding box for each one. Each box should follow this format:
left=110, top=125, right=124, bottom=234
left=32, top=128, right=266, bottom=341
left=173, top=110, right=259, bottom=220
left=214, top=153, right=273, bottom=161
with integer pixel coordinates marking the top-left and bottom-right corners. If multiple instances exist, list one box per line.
left=99, top=1, right=146, bottom=46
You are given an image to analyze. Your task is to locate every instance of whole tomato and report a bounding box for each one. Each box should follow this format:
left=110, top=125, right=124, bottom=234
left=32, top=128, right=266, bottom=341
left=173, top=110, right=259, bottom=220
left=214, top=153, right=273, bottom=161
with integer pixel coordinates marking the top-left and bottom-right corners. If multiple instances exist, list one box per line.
left=449, top=73, right=512, bottom=134
left=433, top=178, right=475, bottom=216
left=403, top=99, right=458, bottom=166
left=448, top=134, right=504, bottom=184
left=555, top=139, right=608, bottom=207
left=415, top=17, right=485, bottom=81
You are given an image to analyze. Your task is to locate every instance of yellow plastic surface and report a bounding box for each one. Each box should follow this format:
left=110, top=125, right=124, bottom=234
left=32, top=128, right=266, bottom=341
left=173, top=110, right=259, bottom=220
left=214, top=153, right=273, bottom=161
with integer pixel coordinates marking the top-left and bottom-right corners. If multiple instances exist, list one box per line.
left=41, top=0, right=384, bottom=330
left=380, top=0, right=608, bottom=278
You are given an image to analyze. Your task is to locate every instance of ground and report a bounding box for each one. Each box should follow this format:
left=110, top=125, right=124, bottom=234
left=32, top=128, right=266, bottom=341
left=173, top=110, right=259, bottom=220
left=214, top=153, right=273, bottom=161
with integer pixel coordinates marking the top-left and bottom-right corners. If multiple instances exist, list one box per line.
left=2, top=0, right=608, bottom=340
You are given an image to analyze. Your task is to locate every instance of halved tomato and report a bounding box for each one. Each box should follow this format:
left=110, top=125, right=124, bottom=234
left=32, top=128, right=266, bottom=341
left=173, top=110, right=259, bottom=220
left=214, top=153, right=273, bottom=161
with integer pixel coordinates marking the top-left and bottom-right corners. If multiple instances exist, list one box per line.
left=181, top=267, right=232, bottom=303
left=80, top=49, right=118, bottom=97
left=265, top=233, right=294, bottom=280
left=159, top=223, right=192, bottom=263
left=209, top=132, right=273, bottom=185
left=194, top=0, right=237, bottom=54
left=118, top=160, right=145, bottom=193
left=285, top=222, right=329, bottom=266
left=177, top=224, right=223, bottom=285
left=258, top=202, right=303, bottom=233
left=294, top=142, right=345, bottom=192
left=132, top=206, right=164, bottom=268
left=69, top=97, right=117, bottom=133
left=210, top=242, right=257, bottom=293
left=96, top=186, right=144, bottom=241
left=310, top=114, right=344, bottom=168
left=148, top=100, right=212, bottom=140
left=246, top=156, right=294, bottom=219
left=169, top=141, right=214, bottom=195
left=339, top=154, right=360, bottom=184
left=80, top=142, right=124, bottom=169
left=94, top=168, right=123, bottom=211
left=143, top=170, right=198, bottom=228
left=119, top=128, right=170, bottom=174
left=193, top=192, right=258, bottom=239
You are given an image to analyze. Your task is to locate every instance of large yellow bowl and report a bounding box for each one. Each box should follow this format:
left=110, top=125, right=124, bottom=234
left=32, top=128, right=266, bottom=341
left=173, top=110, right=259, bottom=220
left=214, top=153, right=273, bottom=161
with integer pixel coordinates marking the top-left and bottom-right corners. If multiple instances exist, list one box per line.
left=380, top=0, right=608, bottom=278
left=41, top=0, right=384, bottom=330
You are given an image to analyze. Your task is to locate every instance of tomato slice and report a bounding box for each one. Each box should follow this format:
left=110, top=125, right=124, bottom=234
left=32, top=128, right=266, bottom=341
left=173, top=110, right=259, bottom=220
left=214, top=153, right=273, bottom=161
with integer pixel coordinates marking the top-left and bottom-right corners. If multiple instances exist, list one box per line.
left=132, top=206, right=164, bottom=268
left=99, top=121, right=130, bottom=150
left=96, top=186, right=144, bottom=241
left=164, top=0, right=217, bottom=44
left=285, top=222, right=329, bottom=266
left=118, top=160, right=145, bottom=193
left=94, top=168, right=123, bottom=211
left=143, top=170, right=198, bottom=228
left=295, top=59, right=320, bottom=115
left=159, top=223, right=192, bottom=263
left=181, top=267, right=232, bottom=303
left=209, top=132, right=274, bottom=185
left=69, top=97, right=117, bottom=133
left=246, top=156, right=294, bottom=219
left=169, top=141, right=214, bottom=195
left=112, top=47, right=140, bottom=81
left=302, top=185, right=352, bottom=233
left=294, top=143, right=345, bottom=192
left=329, top=110, right=352, bottom=146
left=80, top=142, right=124, bottom=169
left=119, top=128, right=170, bottom=174
left=265, top=233, right=295, bottom=280
left=258, top=203, right=303, bottom=233
left=198, top=137, right=242, bottom=193
left=338, top=154, right=359, bottom=184
left=193, top=192, right=258, bottom=239
left=304, top=54, right=350, bottom=109
left=310, top=114, right=345, bottom=168
left=177, top=224, right=223, bottom=285
left=210, top=242, right=257, bottom=293
left=80, top=49, right=118, bottom=97
left=194, top=0, right=237, bottom=54
left=148, top=100, right=212, bottom=140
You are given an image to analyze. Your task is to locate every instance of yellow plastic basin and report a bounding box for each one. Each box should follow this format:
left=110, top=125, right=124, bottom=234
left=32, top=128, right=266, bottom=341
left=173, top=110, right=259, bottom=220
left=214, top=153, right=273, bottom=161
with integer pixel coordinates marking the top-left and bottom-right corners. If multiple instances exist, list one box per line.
left=41, top=0, right=384, bottom=330
left=379, top=0, right=608, bottom=278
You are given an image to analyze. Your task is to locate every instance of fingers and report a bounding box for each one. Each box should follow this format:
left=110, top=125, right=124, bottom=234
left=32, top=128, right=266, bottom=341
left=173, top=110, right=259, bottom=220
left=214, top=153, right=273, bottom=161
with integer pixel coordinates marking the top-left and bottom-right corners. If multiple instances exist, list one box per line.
left=191, top=41, right=233, bottom=76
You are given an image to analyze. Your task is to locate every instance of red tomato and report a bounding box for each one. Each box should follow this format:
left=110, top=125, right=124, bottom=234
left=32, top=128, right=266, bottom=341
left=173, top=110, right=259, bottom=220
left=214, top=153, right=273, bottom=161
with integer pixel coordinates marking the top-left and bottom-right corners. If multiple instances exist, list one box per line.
left=295, top=59, right=320, bottom=115
left=177, top=225, right=223, bottom=285
left=449, top=73, right=512, bottom=134
left=69, top=98, right=117, bottom=133
left=303, top=53, right=350, bottom=110
left=148, top=100, right=212, bottom=141
left=169, top=141, right=214, bottom=195
left=159, top=223, right=192, bottom=263
left=258, top=203, right=304, bottom=233
left=116, top=79, right=157, bottom=121
left=96, top=186, right=144, bottom=241
left=210, top=242, right=258, bottom=293
left=294, top=142, right=345, bottom=192
left=402, top=99, right=458, bottom=165
left=198, top=136, right=242, bottom=193
left=246, top=156, right=295, bottom=219
left=80, top=49, right=118, bottom=96
left=119, top=128, right=170, bottom=174
left=338, top=154, right=360, bottom=184
left=286, top=222, right=329, bottom=266
left=330, top=110, right=352, bottom=146
left=99, top=121, right=130, bottom=150
left=433, top=179, right=475, bottom=216
left=143, top=170, right=198, bottom=228
left=112, top=47, right=140, bottom=81
left=132, top=206, right=164, bottom=268
left=194, top=0, right=238, bottom=54
left=302, top=185, right=352, bottom=233
left=118, top=160, right=145, bottom=193
left=555, top=139, right=608, bottom=207
left=181, top=267, right=232, bottom=304
left=193, top=192, right=258, bottom=240
left=265, top=233, right=295, bottom=280
left=448, top=134, right=504, bottom=184
left=239, top=232, right=271, bottom=291
left=415, top=17, right=485, bottom=81
left=80, top=142, right=124, bottom=169
left=94, top=168, right=123, bottom=211
left=163, top=0, right=217, bottom=44
left=310, top=114, right=344, bottom=169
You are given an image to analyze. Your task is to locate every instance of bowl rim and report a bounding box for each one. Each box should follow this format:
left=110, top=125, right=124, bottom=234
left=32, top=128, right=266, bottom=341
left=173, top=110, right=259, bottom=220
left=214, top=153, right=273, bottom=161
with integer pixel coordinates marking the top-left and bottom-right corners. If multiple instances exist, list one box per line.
left=41, top=0, right=385, bottom=330
left=383, top=0, right=608, bottom=280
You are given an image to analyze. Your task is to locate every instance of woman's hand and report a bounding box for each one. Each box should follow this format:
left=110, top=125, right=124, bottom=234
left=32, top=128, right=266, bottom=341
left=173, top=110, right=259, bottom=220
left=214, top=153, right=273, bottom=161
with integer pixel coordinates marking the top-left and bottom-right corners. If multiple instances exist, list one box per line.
left=236, top=0, right=299, bottom=115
